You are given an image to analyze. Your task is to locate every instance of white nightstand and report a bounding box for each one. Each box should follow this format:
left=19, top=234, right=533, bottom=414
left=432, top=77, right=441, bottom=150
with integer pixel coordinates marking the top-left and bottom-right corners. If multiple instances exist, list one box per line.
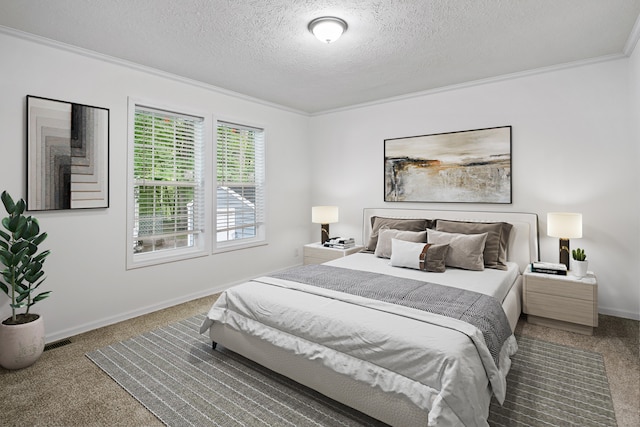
left=303, top=243, right=364, bottom=265
left=523, top=267, right=598, bottom=335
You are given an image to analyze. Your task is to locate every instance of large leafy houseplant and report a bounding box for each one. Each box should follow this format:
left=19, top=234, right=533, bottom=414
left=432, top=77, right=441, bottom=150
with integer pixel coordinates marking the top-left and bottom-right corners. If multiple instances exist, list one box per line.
left=0, top=191, right=51, bottom=325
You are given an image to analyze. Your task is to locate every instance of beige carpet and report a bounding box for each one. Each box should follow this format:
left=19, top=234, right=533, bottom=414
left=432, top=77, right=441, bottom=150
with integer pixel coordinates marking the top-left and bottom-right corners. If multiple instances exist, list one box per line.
left=1, top=294, right=638, bottom=426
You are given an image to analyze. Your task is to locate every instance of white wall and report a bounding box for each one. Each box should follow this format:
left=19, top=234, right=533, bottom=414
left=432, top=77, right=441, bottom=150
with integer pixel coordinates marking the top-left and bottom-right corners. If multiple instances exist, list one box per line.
left=0, top=32, right=311, bottom=342
left=309, top=57, right=640, bottom=320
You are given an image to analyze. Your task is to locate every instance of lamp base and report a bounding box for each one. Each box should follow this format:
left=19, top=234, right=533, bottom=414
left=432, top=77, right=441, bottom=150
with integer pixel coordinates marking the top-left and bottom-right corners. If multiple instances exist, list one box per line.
left=321, top=224, right=330, bottom=244
left=559, top=238, right=570, bottom=270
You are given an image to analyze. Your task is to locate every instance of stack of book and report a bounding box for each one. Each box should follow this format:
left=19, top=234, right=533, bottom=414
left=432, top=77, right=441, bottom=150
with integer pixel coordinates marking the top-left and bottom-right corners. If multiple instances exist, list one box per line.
left=530, top=261, right=567, bottom=275
left=324, top=237, right=355, bottom=249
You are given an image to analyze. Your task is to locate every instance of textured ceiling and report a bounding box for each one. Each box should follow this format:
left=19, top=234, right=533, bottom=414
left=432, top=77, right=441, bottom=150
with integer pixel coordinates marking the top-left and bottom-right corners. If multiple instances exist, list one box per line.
left=1, top=0, right=639, bottom=114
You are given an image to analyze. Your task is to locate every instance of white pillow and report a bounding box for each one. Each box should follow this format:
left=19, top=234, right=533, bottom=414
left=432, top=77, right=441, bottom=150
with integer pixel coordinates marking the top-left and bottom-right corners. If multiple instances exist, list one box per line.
left=374, top=228, right=427, bottom=258
left=427, top=228, right=488, bottom=271
left=390, top=238, right=449, bottom=272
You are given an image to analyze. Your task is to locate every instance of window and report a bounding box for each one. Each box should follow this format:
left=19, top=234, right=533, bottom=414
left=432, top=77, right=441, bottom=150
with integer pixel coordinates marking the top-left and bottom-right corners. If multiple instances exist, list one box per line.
left=127, top=101, right=209, bottom=268
left=215, top=121, right=265, bottom=249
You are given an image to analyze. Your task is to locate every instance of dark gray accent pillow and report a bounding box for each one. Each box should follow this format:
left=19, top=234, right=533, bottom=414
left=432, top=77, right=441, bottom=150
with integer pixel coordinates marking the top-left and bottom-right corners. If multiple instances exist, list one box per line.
left=365, top=216, right=435, bottom=251
left=435, top=220, right=513, bottom=270
left=427, top=229, right=488, bottom=271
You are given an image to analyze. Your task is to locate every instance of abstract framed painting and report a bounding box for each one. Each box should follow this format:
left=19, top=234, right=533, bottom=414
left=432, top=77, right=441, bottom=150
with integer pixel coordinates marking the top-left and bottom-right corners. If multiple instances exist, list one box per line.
left=27, top=95, right=110, bottom=210
left=384, top=126, right=511, bottom=203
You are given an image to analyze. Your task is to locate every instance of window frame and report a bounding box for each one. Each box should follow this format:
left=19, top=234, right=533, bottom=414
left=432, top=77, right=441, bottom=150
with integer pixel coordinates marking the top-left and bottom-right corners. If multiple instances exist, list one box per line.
left=213, top=117, right=267, bottom=253
left=126, top=97, right=212, bottom=269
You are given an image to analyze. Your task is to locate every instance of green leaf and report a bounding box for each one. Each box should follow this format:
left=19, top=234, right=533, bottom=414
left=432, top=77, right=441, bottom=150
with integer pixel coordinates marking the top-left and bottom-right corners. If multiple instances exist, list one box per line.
left=25, top=269, right=44, bottom=284
left=10, top=302, right=28, bottom=309
left=32, top=231, right=47, bottom=246
left=33, top=291, right=51, bottom=302
left=2, top=217, right=12, bottom=233
left=13, top=216, right=28, bottom=239
left=33, top=250, right=50, bottom=263
left=21, top=221, right=37, bottom=240
left=1, top=191, right=16, bottom=214
left=31, top=276, right=46, bottom=289
left=14, top=199, right=26, bottom=216
left=0, top=229, right=10, bottom=242
left=0, top=250, right=13, bottom=268
left=0, top=281, right=8, bottom=295
left=2, top=270, right=13, bottom=284
left=12, top=246, right=30, bottom=266
left=16, top=292, right=29, bottom=303
left=9, top=239, right=30, bottom=255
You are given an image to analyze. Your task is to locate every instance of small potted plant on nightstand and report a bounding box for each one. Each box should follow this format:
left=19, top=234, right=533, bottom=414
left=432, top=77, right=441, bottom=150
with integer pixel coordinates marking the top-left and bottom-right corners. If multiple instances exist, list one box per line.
left=0, top=191, right=52, bottom=369
left=571, top=248, right=588, bottom=279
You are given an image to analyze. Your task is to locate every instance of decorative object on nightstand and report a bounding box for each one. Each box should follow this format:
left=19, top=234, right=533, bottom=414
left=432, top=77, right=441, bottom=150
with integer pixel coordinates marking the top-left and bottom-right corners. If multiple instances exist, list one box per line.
left=311, top=206, right=339, bottom=245
left=303, top=242, right=363, bottom=265
left=324, top=237, right=355, bottom=249
left=530, top=261, right=567, bottom=275
left=547, top=212, right=582, bottom=270
left=571, top=247, right=588, bottom=279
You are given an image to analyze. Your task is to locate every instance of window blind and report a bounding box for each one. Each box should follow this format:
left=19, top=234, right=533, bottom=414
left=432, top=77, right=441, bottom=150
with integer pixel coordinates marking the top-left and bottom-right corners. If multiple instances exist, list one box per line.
left=133, top=106, right=204, bottom=253
left=216, top=121, right=265, bottom=243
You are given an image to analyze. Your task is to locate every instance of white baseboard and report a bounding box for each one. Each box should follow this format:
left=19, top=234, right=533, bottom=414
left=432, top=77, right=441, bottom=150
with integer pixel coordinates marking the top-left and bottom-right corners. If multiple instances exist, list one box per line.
left=599, top=306, right=640, bottom=321
left=44, top=263, right=303, bottom=344
left=45, top=284, right=227, bottom=344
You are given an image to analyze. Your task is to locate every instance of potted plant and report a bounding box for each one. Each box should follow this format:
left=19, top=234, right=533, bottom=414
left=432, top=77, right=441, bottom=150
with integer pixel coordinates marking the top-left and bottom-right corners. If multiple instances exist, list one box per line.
left=0, top=191, right=51, bottom=369
left=571, top=247, right=588, bottom=279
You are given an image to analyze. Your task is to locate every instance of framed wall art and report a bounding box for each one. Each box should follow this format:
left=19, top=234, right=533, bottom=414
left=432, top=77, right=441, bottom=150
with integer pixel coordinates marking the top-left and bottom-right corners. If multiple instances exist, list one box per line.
left=27, top=95, right=110, bottom=210
left=384, top=126, right=511, bottom=203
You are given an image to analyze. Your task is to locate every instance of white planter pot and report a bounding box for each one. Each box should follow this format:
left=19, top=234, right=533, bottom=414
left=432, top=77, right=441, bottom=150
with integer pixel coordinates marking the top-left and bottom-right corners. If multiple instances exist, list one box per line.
left=572, top=260, right=589, bottom=279
left=0, top=314, right=45, bottom=370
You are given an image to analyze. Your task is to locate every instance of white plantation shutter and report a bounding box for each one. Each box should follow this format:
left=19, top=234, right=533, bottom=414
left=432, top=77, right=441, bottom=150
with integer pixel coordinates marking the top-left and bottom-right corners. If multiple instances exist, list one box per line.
left=132, top=105, right=205, bottom=256
left=216, top=121, right=265, bottom=245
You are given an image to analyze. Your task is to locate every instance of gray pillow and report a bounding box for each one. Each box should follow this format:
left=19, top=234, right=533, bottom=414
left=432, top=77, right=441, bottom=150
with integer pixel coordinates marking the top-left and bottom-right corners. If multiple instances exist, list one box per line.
left=365, top=216, right=434, bottom=251
left=427, top=228, right=488, bottom=271
left=375, top=229, right=427, bottom=258
left=390, top=239, right=449, bottom=273
left=436, top=220, right=513, bottom=270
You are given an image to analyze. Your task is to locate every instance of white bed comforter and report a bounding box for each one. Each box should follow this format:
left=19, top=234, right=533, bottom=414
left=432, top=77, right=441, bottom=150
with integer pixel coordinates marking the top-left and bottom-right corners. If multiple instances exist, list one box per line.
left=201, top=274, right=518, bottom=427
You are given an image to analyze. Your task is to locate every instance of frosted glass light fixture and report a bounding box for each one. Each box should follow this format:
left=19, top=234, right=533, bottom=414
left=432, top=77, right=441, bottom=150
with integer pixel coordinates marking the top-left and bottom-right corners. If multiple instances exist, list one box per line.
left=308, top=17, right=348, bottom=43
left=547, top=212, right=582, bottom=270
left=312, top=206, right=339, bottom=244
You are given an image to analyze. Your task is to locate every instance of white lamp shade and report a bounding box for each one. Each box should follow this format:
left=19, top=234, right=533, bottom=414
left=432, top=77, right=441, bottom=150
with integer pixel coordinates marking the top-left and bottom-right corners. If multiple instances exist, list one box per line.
left=312, top=206, right=339, bottom=224
left=547, top=212, right=582, bottom=238
left=309, top=17, right=347, bottom=43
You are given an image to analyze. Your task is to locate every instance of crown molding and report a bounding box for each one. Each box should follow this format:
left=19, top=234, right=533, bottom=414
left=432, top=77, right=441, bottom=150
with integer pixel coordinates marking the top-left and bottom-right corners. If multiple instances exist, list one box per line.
left=311, top=53, right=627, bottom=116
left=0, top=25, right=309, bottom=116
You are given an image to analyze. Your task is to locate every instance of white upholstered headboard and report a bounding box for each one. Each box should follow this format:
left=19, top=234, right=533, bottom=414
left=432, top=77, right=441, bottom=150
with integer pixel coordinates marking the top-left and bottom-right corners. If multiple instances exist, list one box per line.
left=362, top=208, right=539, bottom=273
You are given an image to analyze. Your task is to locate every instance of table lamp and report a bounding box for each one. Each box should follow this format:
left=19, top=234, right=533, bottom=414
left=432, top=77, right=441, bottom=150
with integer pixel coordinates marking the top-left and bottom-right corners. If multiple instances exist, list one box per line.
left=312, top=206, right=338, bottom=244
left=547, top=212, right=582, bottom=270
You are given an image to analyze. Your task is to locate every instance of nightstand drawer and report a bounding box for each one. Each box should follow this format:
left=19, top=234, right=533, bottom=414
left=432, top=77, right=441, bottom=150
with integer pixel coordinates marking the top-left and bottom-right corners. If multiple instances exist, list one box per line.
left=303, top=243, right=363, bottom=265
left=304, top=245, right=343, bottom=262
left=524, top=275, right=595, bottom=301
left=525, top=292, right=597, bottom=326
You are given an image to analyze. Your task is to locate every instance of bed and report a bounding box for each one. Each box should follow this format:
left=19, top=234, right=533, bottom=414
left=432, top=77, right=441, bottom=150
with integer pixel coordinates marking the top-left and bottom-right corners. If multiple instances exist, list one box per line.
left=200, top=208, right=539, bottom=426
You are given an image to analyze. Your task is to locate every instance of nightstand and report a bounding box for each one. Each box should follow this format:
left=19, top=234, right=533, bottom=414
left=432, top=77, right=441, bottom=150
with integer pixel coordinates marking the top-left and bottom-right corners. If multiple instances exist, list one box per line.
left=523, top=267, right=598, bottom=335
left=303, top=243, right=363, bottom=265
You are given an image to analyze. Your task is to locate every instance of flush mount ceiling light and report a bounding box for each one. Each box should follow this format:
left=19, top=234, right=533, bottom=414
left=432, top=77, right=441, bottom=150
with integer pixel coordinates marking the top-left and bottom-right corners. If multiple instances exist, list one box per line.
left=308, top=16, right=348, bottom=44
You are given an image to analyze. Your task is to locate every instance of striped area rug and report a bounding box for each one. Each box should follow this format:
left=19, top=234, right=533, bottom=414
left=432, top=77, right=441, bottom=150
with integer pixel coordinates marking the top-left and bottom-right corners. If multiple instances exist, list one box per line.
left=87, top=314, right=617, bottom=427
left=488, top=335, right=617, bottom=426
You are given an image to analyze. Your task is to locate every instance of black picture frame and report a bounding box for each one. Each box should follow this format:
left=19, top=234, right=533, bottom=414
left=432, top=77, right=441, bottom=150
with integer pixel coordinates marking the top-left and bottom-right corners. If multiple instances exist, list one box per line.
left=384, top=126, right=512, bottom=203
left=26, top=95, right=110, bottom=210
